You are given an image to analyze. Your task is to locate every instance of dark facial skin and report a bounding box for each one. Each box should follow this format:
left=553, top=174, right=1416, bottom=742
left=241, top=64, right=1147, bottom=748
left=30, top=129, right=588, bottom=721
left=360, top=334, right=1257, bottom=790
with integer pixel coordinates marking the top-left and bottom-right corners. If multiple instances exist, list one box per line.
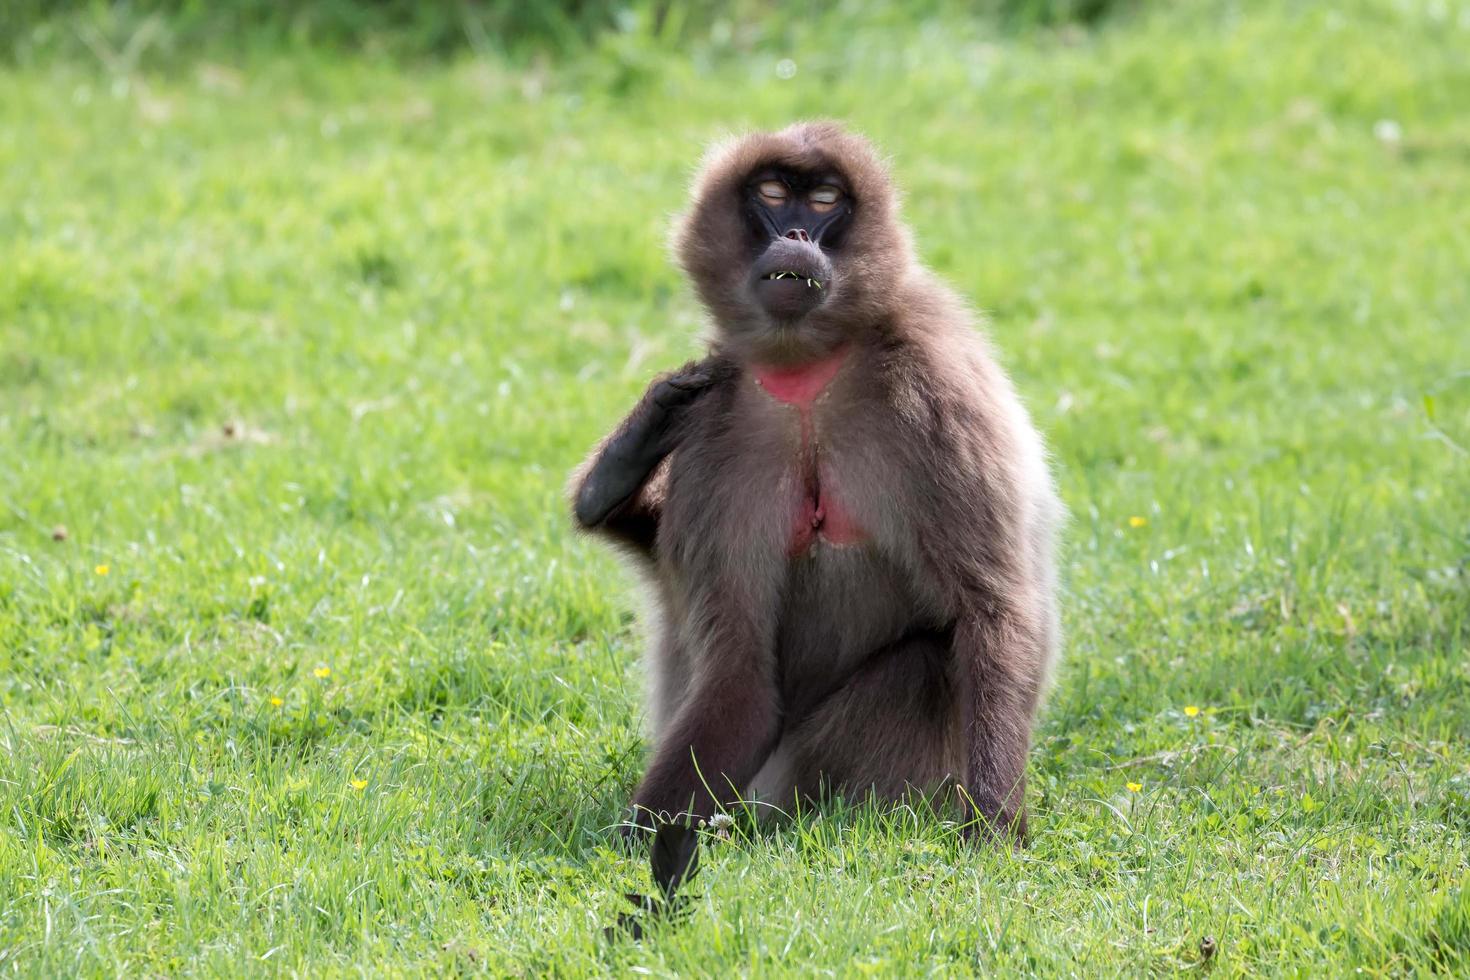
left=744, top=169, right=853, bottom=323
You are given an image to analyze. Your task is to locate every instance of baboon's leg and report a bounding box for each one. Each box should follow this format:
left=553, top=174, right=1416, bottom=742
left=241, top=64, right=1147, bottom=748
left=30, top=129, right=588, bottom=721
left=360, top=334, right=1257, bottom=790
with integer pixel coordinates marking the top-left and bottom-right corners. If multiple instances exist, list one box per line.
left=750, top=631, right=962, bottom=809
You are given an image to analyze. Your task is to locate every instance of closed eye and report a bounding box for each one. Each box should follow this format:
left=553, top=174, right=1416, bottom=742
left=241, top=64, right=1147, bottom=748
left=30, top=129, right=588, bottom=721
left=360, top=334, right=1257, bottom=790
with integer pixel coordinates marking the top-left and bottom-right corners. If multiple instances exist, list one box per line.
left=809, top=185, right=843, bottom=212
left=757, top=180, right=788, bottom=205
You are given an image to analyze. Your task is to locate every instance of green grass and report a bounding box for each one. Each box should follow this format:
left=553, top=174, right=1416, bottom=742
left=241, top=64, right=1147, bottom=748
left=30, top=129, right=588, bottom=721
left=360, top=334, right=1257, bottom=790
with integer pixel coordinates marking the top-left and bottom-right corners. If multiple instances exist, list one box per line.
left=3, top=1, right=1470, bottom=974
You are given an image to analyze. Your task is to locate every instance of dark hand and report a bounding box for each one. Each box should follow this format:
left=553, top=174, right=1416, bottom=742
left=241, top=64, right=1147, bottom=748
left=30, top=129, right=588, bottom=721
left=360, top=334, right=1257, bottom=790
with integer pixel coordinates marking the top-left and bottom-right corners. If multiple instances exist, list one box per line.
left=574, top=363, right=714, bottom=528
left=646, top=365, right=713, bottom=434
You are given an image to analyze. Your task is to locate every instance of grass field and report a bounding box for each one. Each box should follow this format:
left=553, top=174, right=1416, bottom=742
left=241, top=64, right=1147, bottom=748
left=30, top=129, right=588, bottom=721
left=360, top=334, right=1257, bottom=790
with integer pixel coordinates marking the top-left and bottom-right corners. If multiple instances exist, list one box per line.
left=3, top=1, right=1470, bottom=974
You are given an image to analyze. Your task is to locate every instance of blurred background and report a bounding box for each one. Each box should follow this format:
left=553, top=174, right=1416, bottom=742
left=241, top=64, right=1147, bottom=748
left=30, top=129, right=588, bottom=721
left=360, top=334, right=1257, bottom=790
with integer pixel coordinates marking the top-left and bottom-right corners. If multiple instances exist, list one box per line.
left=2, top=1, right=1468, bottom=974
left=6, top=1, right=1131, bottom=60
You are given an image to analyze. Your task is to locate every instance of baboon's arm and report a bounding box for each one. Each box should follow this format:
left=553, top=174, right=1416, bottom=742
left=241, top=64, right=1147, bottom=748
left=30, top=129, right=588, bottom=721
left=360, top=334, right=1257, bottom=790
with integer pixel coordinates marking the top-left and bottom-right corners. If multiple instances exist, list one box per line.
left=571, top=363, right=712, bottom=555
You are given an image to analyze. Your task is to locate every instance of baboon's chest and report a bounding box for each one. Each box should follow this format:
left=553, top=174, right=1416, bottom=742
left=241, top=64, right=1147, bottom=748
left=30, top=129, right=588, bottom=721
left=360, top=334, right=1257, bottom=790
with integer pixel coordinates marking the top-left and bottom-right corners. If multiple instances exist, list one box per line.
left=751, top=348, right=868, bottom=557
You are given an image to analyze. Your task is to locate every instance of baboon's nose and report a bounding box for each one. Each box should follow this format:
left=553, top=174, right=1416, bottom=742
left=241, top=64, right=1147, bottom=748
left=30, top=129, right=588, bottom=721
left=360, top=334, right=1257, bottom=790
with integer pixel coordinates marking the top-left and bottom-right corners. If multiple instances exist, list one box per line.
left=783, top=229, right=811, bottom=243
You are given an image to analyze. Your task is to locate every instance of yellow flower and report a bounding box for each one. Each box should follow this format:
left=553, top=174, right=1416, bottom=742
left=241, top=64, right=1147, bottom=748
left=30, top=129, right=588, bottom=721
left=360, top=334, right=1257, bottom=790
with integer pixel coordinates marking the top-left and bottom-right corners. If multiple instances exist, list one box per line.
left=314, top=666, right=331, bottom=679
left=269, top=696, right=284, bottom=707
left=1126, top=781, right=1142, bottom=793
left=350, top=778, right=368, bottom=791
left=1184, top=705, right=1200, bottom=718
left=1128, top=516, right=1148, bottom=528
left=94, top=564, right=110, bottom=575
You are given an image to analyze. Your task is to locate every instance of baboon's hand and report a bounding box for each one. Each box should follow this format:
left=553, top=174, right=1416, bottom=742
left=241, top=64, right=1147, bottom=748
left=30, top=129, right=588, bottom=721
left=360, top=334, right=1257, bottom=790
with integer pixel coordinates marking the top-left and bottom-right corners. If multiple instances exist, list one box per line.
left=573, top=361, right=715, bottom=529
left=643, top=364, right=714, bottom=445
left=617, top=362, right=714, bottom=466
left=651, top=368, right=714, bottom=405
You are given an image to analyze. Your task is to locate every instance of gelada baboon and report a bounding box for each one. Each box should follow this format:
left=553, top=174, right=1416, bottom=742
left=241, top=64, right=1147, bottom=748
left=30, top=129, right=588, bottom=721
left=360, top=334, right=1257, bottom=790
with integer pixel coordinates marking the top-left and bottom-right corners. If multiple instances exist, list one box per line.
left=571, top=122, right=1062, bottom=842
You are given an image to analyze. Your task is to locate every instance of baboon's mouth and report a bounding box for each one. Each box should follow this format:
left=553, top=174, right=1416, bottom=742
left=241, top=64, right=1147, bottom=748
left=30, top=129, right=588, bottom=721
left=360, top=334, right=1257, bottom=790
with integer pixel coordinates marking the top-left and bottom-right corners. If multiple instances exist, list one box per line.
left=752, top=237, right=833, bottom=319
left=761, top=270, right=824, bottom=288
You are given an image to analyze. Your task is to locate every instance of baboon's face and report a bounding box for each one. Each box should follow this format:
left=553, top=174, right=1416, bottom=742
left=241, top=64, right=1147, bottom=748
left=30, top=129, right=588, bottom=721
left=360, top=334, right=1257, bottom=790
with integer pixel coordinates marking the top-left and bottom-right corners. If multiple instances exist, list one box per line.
left=741, top=167, right=852, bottom=323
left=675, top=124, right=911, bottom=365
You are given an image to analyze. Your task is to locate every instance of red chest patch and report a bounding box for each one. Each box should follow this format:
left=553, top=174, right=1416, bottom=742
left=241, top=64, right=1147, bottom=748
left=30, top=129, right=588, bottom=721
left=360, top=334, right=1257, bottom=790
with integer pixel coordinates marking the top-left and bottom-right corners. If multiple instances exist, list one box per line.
left=751, top=348, right=848, bottom=408
left=752, top=347, right=868, bottom=556
left=787, top=465, right=866, bottom=555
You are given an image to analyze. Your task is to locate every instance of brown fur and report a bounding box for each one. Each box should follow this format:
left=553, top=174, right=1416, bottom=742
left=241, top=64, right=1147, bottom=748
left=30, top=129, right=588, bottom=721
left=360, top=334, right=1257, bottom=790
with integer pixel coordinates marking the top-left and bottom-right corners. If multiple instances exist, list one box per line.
left=570, top=122, right=1063, bottom=841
